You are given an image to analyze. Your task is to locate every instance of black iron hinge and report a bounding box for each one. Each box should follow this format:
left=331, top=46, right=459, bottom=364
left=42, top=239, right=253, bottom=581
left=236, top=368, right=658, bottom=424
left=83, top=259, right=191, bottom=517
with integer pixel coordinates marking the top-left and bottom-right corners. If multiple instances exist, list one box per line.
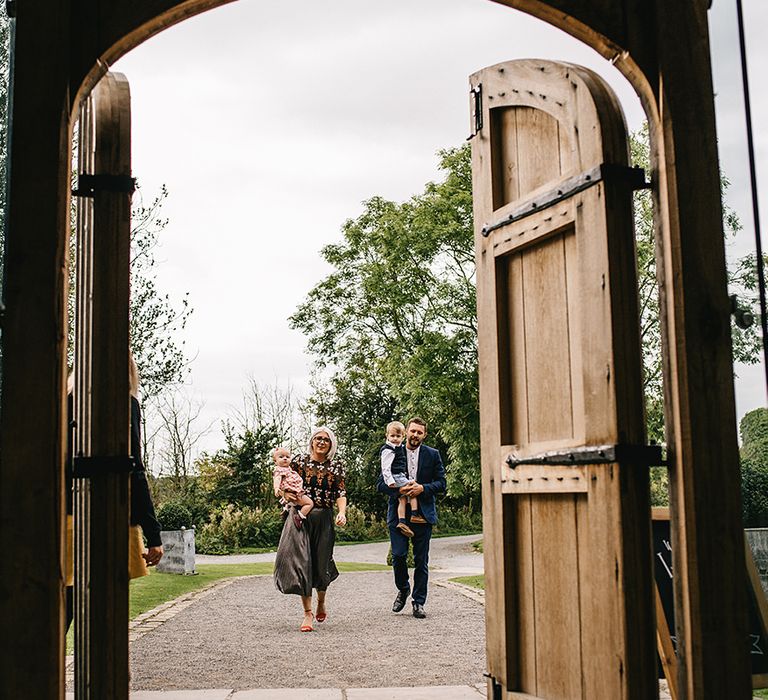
left=467, top=84, right=483, bottom=141
left=482, top=163, right=650, bottom=237
left=506, top=443, right=665, bottom=468
left=72, top=173, right=136, bottom=198
left=73, top=455, right=135, bottom=478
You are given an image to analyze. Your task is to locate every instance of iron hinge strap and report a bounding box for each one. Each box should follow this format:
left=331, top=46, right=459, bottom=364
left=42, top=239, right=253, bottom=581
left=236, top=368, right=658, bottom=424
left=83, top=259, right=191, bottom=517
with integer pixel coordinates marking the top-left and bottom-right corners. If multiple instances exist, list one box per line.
left=467, top=83, right=483, bottom=141
left=506, top=443, right=665, bottom=468
left=482, top=163, right=650, bottom=237
left=73, top=455, right=135, bottom=479
left=72, top=173, right=136, bottom=198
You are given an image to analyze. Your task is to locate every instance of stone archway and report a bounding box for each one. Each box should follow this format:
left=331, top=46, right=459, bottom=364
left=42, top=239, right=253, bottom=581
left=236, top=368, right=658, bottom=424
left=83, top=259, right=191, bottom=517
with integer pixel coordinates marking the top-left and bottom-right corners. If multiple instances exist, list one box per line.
left=0, top=2, right=748, bottom=698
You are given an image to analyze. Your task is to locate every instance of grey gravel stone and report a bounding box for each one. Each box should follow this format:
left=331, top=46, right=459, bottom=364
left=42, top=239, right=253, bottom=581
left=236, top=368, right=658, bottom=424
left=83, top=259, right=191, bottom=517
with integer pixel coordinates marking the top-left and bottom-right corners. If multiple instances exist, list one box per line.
left=130, top=570, right=486, bottom=691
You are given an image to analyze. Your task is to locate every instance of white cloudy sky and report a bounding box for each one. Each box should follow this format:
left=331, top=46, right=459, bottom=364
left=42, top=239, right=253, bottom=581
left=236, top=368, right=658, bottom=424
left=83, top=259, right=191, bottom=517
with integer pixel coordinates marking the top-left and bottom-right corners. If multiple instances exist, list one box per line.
left=112, top=0, right=767, bottom=457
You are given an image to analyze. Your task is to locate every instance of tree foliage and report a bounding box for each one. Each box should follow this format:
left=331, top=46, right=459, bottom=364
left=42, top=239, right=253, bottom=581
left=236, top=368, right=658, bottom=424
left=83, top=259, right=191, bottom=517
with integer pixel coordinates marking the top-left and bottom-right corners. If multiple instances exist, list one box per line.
left=295, top=132, right=763, bottom=513
left=291, top=145, right=479, bottom=507
left=196, top=422, right=280, bottom=509
left=0, top=10, right=11, bottom=313
left=631, top=123, right=762, bottom=447
left=129, top=185, right=193, bottom=400
left=740, top=408, right=768, bottom=528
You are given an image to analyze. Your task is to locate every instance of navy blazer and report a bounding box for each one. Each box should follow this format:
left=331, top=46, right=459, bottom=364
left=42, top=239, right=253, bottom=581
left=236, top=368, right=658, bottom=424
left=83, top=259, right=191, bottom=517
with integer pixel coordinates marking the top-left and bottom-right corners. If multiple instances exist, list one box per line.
left=376, top=443, right=446, bottom=525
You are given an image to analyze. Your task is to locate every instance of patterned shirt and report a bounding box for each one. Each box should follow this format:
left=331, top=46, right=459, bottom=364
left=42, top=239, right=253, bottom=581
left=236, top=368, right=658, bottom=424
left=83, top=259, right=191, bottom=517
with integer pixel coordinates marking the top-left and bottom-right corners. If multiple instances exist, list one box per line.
left=290, top=453, right=347, bottom=509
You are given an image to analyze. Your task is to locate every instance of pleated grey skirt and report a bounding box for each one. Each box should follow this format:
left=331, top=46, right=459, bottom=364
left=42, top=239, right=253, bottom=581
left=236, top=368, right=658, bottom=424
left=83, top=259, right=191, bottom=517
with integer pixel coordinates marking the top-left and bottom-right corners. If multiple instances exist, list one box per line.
left=273, top=506, right=339, bottom=596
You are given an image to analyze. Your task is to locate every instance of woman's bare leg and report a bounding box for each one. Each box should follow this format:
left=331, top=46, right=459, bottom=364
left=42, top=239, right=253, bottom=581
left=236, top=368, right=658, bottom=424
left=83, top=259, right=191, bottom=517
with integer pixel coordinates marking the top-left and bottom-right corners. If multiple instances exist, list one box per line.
left=301, top=594, right=313, bottom=628
left=316, top=589, right=327, bottom=619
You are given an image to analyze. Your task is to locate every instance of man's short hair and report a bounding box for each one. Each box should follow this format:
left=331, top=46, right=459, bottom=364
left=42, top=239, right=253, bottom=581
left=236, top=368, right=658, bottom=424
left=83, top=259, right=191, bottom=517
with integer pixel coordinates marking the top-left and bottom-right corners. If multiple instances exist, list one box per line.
left=386, top=421, right=405, bottom=434
left=407, top=417, right=427, bottom=431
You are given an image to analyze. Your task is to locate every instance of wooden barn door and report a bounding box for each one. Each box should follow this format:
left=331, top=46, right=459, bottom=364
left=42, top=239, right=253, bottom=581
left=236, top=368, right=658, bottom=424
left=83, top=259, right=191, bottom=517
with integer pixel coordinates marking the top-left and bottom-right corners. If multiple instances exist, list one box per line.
left=73, top=72, right=134, bottom=699
left=470, top=60, right=656, bottom=699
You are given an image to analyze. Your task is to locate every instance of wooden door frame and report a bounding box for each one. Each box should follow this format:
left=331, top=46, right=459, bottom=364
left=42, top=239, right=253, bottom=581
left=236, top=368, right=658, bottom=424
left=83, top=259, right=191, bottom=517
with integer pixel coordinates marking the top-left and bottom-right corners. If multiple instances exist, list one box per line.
left=0, top=1, right=748, bottom=698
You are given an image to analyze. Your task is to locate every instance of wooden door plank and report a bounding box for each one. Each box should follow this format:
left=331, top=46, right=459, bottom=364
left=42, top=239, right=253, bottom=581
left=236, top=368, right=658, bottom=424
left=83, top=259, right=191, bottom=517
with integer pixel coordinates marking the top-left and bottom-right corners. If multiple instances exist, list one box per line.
left=515, top=494, right=537, bottom=693
left=521, top=233, right=574, bottom=443
left=74, top=72, right=133, bottom=700
left=531, top=494, right=582, bottom=698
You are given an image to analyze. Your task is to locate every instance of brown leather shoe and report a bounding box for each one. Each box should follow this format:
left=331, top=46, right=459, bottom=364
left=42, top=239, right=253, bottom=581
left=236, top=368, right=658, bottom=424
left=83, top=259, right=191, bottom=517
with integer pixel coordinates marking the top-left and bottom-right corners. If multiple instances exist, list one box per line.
left=396, top=521, right=414, bottom=538
left=410, top=513, right=427, bottom=524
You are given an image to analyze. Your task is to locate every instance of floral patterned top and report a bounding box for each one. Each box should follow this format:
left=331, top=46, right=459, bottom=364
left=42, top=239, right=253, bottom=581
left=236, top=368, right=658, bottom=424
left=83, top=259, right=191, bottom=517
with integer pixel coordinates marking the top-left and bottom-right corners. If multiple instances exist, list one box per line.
left=290, top=453, right=346, bottom=509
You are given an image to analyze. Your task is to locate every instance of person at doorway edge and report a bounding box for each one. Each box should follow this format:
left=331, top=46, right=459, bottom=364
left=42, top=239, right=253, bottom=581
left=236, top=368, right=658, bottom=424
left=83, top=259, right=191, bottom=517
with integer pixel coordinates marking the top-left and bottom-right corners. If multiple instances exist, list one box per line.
left=377, top=417, right=446, bottom=618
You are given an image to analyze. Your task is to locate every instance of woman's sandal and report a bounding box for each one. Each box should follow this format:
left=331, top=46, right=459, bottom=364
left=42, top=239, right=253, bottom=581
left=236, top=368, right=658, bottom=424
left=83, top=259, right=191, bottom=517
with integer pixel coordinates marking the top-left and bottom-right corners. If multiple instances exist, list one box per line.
left=300, top=610, right=314, bottom=632
left=315, top=608, right=327, bottom=623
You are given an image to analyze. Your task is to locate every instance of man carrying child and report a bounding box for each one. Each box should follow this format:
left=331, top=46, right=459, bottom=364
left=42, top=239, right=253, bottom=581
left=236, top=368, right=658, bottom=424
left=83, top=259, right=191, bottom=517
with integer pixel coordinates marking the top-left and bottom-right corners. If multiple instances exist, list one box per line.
left=377, top=417, right=446, bottom=619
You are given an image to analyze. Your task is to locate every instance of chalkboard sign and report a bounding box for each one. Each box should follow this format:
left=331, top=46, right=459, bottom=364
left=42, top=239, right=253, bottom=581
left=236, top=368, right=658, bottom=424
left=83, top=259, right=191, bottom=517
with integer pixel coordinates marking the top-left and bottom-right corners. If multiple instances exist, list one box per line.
left=652, top=508, right=768, bottom=693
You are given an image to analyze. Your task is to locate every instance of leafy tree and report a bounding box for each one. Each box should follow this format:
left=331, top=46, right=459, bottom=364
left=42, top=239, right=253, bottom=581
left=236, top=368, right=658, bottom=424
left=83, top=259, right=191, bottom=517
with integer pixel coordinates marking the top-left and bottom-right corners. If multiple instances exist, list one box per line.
left=291, top=145, right=479, bottom=507
left=295, top=132, right=762, bottom=513
left=196, top=422, right=280, bottom=509
left=631, top=124, right=762, bottom=506
left=631, top=123, right=761, bottom=446
left=0, top=10, right=11, bottom=320
left=740, top=408, right=768, bottom=527
left=129, top=185, right=193, bottom=400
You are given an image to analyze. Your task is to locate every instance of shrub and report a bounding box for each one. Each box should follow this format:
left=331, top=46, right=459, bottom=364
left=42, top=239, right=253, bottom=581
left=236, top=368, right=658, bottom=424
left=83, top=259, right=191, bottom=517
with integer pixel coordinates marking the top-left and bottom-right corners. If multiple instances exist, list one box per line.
left=741, top=408, right=768, bottom=527
left=156, top=500, right=193, bottom=531
left=195, top=504, right=284, bottom=553
left=434, top=506, right=482, bottom=534
left=336, top=504, right=388, bottom=542
left=742, top=458, right=768, bottom=528
left=386, top=541, right=415, bottom=568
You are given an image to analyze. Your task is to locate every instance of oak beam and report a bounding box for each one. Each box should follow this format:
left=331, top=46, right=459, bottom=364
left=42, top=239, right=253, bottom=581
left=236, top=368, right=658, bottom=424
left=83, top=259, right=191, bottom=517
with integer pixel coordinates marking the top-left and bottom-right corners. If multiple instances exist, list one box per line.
left=0, top=3, right=72, bottom=698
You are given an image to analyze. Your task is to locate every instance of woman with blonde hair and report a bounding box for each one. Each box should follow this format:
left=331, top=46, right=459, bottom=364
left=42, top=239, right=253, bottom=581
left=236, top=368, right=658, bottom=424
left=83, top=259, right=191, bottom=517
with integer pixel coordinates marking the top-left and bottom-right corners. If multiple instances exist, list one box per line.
left=273, top=426, right=347, bottom=632
left=64, top=354, right=163, bottom=633
left=128, top=354, right=163, bottom=573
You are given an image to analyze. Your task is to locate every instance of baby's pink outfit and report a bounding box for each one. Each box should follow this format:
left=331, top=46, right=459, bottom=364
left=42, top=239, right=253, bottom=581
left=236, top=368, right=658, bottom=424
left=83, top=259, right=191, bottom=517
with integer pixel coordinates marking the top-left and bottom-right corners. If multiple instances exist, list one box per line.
left=274, top=465, right=305, bottom=494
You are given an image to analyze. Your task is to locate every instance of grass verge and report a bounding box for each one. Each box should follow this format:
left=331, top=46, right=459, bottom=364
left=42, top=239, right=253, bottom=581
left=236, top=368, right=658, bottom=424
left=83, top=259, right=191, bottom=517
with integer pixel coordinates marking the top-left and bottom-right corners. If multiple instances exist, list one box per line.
left=66, top=560, right=389, bottom=654
left=449, top=574, right=485, bottom=590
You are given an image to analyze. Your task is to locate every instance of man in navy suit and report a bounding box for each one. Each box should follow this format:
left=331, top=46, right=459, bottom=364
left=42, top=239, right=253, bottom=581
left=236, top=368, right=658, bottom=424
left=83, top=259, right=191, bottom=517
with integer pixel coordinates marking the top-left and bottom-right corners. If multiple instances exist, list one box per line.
left=377, top=417, right=446, bottom=618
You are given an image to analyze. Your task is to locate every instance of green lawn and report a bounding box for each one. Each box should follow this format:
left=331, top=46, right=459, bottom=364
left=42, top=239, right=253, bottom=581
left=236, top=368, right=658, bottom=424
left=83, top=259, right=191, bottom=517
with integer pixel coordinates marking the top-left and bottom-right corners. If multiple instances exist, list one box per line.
left=754, top=689, right=768, bottom=698
left=449, top=574, right=485, bottom=590
left=66, top=560, right=390, bottom=653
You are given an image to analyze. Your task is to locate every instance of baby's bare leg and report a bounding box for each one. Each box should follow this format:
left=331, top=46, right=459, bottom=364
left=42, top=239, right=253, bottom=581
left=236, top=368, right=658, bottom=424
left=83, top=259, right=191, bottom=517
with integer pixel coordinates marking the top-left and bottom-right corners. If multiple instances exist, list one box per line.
left=397, top=495, right=407, bottom=520
left=410, top=496, right=419, bottom=513
left=298, top=494, right=314, bottom=517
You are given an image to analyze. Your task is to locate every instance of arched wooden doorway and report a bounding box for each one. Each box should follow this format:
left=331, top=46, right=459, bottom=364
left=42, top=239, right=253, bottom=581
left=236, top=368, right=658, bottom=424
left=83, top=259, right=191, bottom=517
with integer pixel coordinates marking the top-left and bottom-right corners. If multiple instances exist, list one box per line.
left=0, top=2, right=749, bottom=699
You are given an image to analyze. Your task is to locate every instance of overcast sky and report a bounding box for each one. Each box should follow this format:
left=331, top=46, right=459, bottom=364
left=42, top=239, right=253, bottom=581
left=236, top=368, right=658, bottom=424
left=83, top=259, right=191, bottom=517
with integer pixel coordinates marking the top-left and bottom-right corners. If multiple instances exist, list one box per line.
left=112, top=0, right=767, bottom=457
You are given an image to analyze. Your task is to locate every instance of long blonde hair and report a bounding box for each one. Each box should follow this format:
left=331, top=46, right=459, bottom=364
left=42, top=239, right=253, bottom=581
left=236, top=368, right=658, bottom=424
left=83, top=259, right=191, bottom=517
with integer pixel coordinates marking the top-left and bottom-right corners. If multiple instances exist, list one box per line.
left=128, top=354, right=140, bottom=399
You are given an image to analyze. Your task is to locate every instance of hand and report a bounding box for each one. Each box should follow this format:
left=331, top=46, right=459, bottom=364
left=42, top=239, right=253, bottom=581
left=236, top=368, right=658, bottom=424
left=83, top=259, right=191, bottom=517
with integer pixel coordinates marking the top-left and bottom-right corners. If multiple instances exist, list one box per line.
left=335, top=512, right=347, bottom=526
left=283, top=491, right=299, bottom=504
left=274, top=488, right=281, bottom=497
left=400, top=481, right=424, bottom=497
left=143, top=545, right=164, bottom=567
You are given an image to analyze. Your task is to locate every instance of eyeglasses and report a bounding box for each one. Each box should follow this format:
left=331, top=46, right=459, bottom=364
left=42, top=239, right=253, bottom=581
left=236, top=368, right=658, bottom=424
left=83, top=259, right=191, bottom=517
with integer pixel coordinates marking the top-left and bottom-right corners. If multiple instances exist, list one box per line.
left=313, top=436, right=331, bottom=443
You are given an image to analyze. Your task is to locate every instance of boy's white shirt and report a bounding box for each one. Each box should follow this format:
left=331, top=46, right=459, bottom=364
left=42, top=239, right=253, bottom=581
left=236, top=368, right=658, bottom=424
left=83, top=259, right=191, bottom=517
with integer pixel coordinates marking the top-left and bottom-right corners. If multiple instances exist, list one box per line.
left=381, top=441, right=399, bottom=486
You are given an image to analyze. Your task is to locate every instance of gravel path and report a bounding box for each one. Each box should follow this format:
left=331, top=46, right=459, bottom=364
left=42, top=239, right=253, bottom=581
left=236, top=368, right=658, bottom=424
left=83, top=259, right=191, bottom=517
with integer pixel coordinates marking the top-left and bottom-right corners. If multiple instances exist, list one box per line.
left=129, top=570, right=486, bottom=691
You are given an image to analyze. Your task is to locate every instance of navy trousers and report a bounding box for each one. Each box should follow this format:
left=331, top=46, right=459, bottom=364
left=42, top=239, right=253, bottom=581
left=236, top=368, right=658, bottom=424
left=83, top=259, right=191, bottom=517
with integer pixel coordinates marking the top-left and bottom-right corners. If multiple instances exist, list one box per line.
left=390, top=521, right=432, bottom=606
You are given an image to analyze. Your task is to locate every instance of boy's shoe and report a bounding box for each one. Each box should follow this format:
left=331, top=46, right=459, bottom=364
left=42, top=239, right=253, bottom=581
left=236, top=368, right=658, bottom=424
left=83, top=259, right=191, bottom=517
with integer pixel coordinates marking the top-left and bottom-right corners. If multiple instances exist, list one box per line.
left=410, top=513, right=427, bottom=524
left=293, top=515, right=304, bottom=530
left=396, top=521, right=414, bottom=538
